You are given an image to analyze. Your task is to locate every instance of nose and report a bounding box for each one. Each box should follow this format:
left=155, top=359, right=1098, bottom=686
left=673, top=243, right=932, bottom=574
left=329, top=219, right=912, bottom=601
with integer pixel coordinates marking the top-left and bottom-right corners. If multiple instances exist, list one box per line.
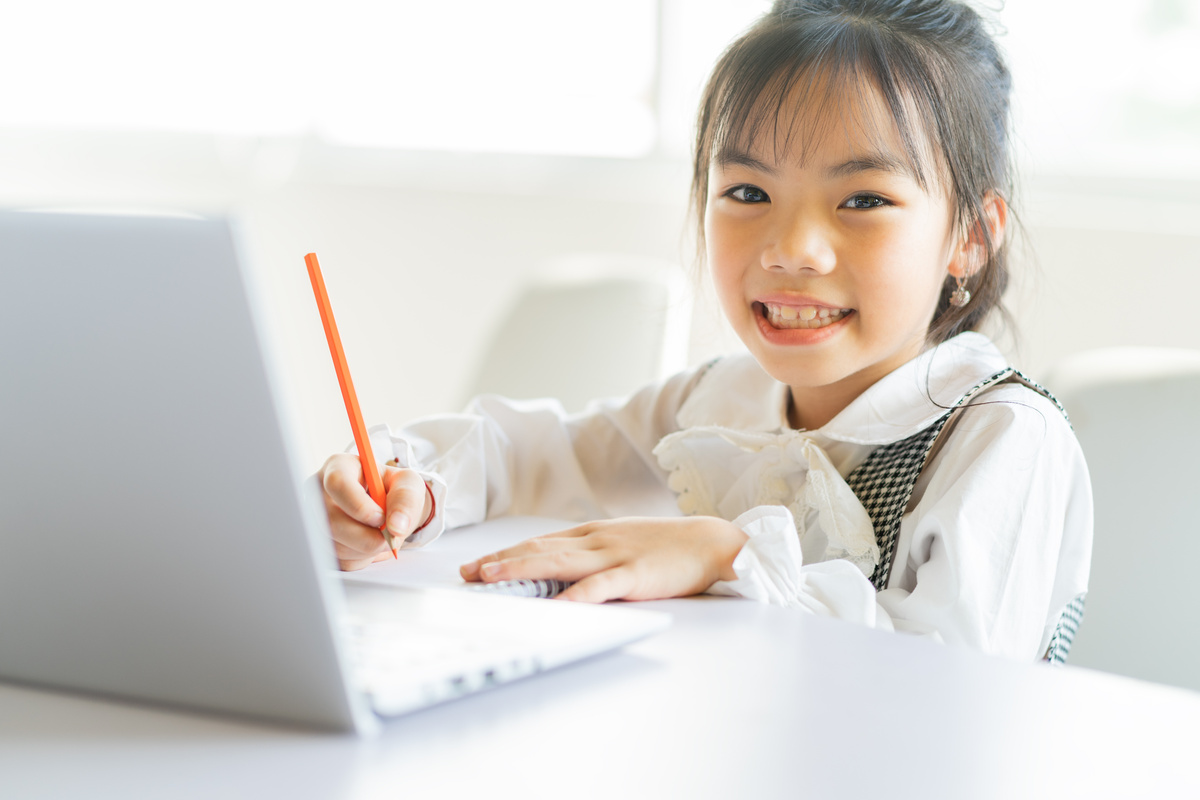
left=761, top=210, right=836, bottom=274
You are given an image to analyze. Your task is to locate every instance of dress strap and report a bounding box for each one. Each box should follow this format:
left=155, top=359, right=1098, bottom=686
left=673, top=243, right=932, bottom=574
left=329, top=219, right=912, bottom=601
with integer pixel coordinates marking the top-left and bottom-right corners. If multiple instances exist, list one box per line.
left=846, top=367, right=1067, bottom=592
left=1045, top=594, right=1086, bottom=665
left=847, top=417, right=952, bottom=592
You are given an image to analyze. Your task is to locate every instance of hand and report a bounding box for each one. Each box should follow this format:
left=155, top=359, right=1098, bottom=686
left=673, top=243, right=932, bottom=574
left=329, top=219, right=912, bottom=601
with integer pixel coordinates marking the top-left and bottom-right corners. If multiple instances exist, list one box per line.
left=317, top=453, right=432, bottom=571
left=459, top=517, right=749, bottom=603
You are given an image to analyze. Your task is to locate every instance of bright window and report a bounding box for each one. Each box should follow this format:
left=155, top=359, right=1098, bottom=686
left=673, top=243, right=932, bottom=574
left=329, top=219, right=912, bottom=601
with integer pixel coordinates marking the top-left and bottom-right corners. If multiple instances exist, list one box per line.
left=1002, top=0, right=1200, bottom=179
left=0, top=0, right=661, bottom=156
left=1, top=0, right=1195, bottom=176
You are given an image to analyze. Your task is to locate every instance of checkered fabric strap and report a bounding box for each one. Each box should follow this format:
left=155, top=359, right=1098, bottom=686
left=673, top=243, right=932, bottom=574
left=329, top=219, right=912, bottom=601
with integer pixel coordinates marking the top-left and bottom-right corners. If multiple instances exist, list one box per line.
left=846, top=367, right=1068, bottom=592
left=1045, top=593, right=1086, bottom=665
left=847, top=417, right=953, bottom=592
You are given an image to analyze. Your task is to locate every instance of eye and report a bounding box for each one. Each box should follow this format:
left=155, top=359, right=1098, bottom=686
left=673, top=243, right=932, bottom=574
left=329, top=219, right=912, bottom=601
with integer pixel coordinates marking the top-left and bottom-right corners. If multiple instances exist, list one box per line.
left=726, top=184, right=770, bottom=204
left=843, top=194, right=888, bottom=210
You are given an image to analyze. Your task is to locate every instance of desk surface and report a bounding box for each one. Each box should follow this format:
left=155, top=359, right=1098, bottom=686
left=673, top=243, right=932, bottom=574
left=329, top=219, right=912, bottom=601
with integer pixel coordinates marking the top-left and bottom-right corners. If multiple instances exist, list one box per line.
left=4, top=518, right=1199, bottom=799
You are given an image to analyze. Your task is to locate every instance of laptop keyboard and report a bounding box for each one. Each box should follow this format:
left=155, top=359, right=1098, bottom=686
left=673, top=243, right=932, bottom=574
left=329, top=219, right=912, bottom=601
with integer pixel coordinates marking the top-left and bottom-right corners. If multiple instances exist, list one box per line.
left=340, top=597, right=544, bottom=716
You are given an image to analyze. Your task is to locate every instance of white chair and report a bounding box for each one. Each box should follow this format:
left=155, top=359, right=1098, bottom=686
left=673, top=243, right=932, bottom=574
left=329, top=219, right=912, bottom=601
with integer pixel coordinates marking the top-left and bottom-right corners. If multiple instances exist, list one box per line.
left=1049, top=347, right=1200, bottom=690
left=463, top=254, right=692, bottom=413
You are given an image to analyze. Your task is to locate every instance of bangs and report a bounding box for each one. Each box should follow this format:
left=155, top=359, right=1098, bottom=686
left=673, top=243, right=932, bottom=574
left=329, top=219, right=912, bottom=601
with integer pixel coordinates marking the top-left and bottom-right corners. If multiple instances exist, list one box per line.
left=696, top=19, right=952, bottom=204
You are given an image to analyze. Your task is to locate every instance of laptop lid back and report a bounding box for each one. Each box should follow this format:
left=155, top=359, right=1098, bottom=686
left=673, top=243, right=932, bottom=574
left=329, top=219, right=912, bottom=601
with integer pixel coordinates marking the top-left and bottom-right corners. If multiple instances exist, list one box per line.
left=0, top=211, right=365, bottom=731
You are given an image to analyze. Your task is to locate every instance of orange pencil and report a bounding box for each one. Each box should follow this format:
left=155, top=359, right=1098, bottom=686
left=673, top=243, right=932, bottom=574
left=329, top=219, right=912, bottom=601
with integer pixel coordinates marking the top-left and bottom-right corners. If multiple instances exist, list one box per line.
left=305, top=252, right=398, bottom=558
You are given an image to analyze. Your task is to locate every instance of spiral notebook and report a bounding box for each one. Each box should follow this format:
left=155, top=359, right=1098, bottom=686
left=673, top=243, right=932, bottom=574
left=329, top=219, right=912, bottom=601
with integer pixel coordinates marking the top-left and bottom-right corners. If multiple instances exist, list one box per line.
left=471, top=578, right=574, bottom=598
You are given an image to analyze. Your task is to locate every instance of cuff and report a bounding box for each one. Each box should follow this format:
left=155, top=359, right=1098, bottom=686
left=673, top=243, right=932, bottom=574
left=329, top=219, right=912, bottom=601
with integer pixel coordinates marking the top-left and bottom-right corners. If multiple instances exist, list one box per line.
left=707, top=505, right=888, bottom=627
left=707, top=505, right=805, bottom=605
left=399, top=474, right=447, bottom=548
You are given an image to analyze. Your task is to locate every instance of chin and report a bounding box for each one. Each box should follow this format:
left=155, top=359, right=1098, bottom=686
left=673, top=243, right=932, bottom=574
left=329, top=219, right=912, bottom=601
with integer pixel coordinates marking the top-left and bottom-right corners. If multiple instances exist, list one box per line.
left=749, top=348, right=842, bottom=389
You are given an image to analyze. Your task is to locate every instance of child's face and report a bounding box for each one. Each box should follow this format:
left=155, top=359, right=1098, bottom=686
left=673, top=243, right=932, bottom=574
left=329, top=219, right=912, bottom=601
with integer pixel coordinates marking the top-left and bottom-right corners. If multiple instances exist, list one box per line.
left=704, top=86, right=965, bottom=428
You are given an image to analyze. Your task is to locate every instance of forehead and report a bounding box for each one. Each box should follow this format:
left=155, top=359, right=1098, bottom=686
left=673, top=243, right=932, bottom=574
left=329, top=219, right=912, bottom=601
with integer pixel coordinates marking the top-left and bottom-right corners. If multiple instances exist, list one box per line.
left=713, top=66, right=940, bottom=185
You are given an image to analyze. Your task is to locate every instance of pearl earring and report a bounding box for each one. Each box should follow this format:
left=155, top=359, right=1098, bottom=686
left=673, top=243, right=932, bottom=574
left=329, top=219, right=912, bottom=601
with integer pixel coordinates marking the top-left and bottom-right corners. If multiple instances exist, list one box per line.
left=950, top=274, right=971, bottom=308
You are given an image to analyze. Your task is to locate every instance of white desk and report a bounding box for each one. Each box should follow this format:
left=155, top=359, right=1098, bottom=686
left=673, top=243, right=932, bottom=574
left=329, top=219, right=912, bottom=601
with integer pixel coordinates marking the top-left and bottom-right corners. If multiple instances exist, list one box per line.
left=3, top=518, right=1199, bottom=799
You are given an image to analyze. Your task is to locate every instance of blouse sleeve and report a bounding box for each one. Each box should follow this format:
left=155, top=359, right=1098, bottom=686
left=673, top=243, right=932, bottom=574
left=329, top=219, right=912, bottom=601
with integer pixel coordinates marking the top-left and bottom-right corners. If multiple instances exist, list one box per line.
left=356, top=367, right=705, bottom=548
left=882, top=388, right=1093, bottom=658
left=712, top=387, right=1093, bottom=661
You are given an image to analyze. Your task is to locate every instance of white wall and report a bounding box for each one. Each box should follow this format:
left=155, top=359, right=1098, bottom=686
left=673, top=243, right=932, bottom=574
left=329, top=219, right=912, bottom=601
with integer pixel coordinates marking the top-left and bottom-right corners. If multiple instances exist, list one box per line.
left=239, top=152, right=697, bottom=468
left=5, top=132, right=1199, bottom=471
left=1001, top=175, right=1200, bottom=370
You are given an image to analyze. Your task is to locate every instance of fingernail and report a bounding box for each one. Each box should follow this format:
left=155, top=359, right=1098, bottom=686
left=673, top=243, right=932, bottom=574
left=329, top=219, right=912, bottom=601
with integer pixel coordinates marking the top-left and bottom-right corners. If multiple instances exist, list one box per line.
left=480, top=562, right=499, bottom=578
left=388, top=512, right=410, bottom=534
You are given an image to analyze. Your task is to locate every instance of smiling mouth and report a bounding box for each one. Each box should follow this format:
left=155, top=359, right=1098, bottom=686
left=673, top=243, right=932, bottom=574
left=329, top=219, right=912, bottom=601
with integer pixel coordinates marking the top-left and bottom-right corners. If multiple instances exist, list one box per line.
left=757, top=302, right=853, bottom=330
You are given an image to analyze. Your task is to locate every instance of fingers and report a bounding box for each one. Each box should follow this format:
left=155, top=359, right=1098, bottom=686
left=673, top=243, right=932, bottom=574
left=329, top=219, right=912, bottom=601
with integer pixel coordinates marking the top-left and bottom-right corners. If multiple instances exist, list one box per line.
left=335, top=549, right=392, bottom=572
left=458, top=525, right=600, bottom=582
left=381, top=466, right=431, bottom=542
left=320, top=456, right=385, bottom=562
left=558, top=569, right=636, bottom=603
left=323, top=495, right=391, bottom=568
left=458, top=534, right=609, bottom=585
left=328, top=515, right=391, bottom=569
left=321, top=454, right=384, bottom=528
left=463, top=547, right=637, bottom=604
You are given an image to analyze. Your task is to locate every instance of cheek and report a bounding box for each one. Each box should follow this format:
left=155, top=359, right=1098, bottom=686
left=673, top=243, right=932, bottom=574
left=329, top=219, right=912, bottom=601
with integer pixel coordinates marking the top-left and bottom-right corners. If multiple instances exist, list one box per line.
left=872, top=221, right=953, bottom=284
left=704, top=216, right=745, bottom=291
left=853, top=239, right=949, bottom=325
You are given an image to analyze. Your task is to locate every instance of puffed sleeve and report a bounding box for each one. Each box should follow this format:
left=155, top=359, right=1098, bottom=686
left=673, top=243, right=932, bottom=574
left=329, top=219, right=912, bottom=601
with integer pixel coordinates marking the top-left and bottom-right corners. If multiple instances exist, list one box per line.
left=710, top=387, right=1093, bottom=662
left=353, top=367, right=705, bottom=548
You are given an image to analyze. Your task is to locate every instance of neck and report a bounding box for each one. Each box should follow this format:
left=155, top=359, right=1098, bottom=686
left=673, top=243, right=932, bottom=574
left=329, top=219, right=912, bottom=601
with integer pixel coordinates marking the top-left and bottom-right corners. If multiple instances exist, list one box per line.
left=787, top=385, right=859, bottom=431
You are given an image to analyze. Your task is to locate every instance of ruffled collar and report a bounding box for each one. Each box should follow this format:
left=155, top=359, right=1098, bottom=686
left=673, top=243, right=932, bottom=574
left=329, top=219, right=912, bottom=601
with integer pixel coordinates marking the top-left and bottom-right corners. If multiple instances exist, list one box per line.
left=656, top=333, right=1007, bottom=576
left=654, top=427, right=880, bottom=575
left=676, top=332, right=1006, bottom=445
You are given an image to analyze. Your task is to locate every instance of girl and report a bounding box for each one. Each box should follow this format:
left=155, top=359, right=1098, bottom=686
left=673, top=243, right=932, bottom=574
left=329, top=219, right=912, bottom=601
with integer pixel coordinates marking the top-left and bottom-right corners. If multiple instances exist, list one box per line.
left=319, top=0, right=1092, bottom=662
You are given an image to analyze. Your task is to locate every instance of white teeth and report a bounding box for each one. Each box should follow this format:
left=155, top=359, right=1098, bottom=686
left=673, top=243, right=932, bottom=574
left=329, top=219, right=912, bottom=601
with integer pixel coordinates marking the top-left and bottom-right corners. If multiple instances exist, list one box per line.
left=762, top=303, right=849, bottom=330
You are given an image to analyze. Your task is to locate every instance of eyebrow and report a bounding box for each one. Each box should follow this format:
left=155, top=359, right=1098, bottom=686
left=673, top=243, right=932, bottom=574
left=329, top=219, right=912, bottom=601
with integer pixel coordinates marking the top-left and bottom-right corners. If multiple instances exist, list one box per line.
left=826, top=153, right=914, bottom=180
left=714, top=148, right=915, bottom=180
left=714, top=150, right=779, bottom=176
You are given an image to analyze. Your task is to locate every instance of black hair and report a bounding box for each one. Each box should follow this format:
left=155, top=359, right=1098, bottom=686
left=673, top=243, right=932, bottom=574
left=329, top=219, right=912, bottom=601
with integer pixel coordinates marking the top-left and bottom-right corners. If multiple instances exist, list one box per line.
left=692, top=0, right=1014, bottom=345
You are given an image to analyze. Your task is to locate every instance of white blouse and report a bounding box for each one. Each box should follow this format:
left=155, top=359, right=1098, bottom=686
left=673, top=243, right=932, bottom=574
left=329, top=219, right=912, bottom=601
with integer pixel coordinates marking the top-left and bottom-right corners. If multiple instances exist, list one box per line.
left=364, top=332, right=1093, bottom=662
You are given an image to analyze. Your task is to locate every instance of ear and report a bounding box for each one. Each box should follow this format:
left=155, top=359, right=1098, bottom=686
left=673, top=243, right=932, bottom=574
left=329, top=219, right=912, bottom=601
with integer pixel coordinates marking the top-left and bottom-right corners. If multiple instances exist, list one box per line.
left=948, top=192, right=1008, bottom=279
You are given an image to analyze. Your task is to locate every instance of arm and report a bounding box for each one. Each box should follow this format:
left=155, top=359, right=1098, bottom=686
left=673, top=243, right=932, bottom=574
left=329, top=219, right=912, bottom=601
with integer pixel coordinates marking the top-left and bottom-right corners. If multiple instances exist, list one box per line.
left=880, top=388, right=1093, bottom=657
left=319, top=366, right=707, bottom=570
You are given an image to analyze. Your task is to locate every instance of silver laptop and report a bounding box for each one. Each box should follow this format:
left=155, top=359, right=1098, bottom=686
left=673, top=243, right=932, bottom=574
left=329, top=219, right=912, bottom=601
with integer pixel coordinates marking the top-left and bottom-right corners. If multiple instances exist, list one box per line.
left=0, top=210, right=669, bottom=734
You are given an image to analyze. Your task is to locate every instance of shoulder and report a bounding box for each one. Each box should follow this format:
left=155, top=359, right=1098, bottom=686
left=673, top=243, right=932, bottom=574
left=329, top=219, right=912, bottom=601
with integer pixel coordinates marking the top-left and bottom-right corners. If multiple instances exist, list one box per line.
left=565, top=356, right=762, bottom=442
left=959, top=377, right=1073, bottom=443
left=684, top=351, right=771, bottom=386
left=674, top=352, right=791, bottom=431
left=927, top=376, right=1088, bottom=492
left=823, top=333, right=1008, bottom=445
